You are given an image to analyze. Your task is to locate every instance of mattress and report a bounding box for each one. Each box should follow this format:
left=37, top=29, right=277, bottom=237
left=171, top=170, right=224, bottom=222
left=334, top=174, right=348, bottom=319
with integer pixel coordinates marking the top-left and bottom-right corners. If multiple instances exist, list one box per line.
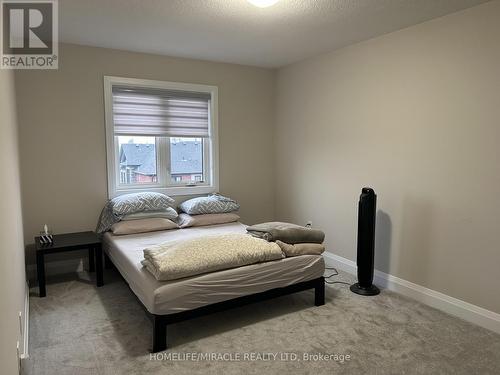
left=102, top=222, right=325, bottom=315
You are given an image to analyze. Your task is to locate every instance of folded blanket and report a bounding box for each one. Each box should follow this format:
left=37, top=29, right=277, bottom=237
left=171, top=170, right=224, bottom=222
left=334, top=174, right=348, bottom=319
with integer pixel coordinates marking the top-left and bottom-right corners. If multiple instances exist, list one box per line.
left=276, top=240, right=325, bottom=257
left=246, top=222, right=325, bottom=244
left=142, top=233, right=284, bottom=281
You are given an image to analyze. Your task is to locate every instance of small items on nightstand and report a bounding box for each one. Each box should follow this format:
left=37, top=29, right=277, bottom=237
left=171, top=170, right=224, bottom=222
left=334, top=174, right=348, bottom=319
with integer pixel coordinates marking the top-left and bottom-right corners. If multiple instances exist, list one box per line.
left=39, top=224, right=53, bottom=245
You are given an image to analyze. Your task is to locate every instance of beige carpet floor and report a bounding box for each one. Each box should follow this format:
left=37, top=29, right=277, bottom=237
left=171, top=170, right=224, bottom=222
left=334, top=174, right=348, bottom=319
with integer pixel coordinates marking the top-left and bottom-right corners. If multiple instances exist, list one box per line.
left=25, top=268, right=500, bottom=375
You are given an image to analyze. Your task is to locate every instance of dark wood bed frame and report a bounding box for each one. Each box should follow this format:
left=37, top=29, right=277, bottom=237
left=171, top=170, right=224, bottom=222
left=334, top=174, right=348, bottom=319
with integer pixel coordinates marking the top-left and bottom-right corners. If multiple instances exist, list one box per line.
left=104, top=253, right=325, bottom=353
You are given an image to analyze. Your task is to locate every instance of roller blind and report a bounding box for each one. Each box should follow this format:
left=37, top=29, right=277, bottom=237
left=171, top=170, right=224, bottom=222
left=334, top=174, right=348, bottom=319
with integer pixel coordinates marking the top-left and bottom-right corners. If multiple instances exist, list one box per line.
left=112, top=86, right=211, bottom=137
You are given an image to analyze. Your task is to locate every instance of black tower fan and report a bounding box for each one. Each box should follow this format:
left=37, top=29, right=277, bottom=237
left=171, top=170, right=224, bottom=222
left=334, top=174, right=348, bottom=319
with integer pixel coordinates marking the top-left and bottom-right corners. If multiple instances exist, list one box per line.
left=350, top=187, right=380, bottom=296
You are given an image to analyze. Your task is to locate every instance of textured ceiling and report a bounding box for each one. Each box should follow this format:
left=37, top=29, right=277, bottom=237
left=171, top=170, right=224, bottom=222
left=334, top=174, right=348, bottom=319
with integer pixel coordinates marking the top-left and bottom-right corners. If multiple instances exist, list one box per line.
left=59, top=0, right=489, bottom=67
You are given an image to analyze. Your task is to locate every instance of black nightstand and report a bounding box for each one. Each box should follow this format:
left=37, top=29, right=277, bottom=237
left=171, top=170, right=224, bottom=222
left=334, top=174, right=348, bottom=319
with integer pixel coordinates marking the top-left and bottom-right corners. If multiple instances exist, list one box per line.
left=35, top=231, right=103, bottom=297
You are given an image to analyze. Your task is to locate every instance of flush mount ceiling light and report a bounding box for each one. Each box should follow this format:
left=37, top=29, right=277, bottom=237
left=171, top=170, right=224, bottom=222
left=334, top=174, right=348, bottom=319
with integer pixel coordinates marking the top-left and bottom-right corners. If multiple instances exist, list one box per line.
left=247, top=0, right=280, bottom=8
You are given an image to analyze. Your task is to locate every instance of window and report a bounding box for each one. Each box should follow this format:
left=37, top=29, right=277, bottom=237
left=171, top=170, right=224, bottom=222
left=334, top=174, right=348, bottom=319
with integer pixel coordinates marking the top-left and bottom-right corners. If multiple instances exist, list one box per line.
left=118, top=136, right=157, bottom=184
left=104, top=76, right=218, bottom=197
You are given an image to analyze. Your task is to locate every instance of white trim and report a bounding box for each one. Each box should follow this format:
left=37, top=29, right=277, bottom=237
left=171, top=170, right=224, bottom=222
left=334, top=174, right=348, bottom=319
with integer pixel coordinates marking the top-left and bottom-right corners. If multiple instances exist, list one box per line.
left=109, top=185, right=217, bottom=198
left=20, top=282, right=29, bottom=360
left=104, top=76, right=115, bottom=197
left=103, top=76, right=219, bottom=198
left=323, top=252, right=357, bottom=274
left=208, top=91, right=219, bottom=194
left=323, top=252, right=500, bottom=335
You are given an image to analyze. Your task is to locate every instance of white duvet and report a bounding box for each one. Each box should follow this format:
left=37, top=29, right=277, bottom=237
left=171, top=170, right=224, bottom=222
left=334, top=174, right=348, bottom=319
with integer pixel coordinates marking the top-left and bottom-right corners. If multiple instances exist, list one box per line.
left=142, top=233, right=284, bottom=281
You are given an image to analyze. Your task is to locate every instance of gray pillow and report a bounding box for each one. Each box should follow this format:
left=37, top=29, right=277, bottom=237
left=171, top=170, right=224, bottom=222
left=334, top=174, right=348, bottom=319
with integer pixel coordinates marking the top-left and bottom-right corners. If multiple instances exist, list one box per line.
left=121, top=207, right=178, bottom=221
left=112, top=192, right=175, bottom=216
left=179, top=194, right=240, bottom=215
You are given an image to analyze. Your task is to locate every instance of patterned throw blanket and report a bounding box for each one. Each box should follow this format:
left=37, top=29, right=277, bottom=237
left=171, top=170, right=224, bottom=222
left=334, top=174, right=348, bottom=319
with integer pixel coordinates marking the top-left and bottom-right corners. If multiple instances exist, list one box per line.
left=142, top=233, right=284, bottom=281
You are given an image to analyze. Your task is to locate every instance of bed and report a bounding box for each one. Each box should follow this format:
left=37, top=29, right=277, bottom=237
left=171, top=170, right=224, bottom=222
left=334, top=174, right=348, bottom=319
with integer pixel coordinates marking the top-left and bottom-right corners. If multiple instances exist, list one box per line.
left=102, top=222, right=325, bottom=352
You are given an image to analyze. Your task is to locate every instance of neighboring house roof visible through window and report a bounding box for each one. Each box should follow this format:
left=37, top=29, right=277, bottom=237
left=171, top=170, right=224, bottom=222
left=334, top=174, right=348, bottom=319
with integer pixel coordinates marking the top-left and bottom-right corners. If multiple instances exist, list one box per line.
left=119, top=141, right=203, bottom=176
left=120, top=144, right=156, bottom=175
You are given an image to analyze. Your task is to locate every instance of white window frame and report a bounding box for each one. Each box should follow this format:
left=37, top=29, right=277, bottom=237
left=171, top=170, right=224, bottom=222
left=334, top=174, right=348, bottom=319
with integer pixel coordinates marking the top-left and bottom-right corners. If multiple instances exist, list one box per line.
left=104, top=76, right=219, bottom=198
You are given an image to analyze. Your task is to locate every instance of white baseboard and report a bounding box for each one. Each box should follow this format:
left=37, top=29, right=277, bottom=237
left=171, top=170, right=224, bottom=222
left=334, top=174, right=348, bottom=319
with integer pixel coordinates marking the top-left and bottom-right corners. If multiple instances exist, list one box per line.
left=20, top=281, right=29, bottom=360
left=323, top=252, right=500, bottom=335
left=323, top=252, right=357, bottom=275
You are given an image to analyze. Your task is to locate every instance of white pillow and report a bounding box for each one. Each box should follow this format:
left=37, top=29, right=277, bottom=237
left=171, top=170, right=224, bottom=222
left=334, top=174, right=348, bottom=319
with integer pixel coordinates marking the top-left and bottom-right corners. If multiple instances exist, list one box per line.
left=111, top=218, right=178, bottom=235
left=176, top=213, right=240, bottom=228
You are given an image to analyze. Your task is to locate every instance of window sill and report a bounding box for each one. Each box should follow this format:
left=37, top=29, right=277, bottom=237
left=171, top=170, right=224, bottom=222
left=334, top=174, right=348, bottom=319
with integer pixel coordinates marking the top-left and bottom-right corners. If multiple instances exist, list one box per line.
left=110, top=185, right=218, bottom=198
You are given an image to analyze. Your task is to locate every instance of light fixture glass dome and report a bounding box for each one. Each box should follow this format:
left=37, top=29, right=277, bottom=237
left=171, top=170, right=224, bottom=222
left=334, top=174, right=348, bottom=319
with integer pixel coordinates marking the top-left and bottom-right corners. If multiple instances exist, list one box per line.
left=247, top=0, right=280, bottom=8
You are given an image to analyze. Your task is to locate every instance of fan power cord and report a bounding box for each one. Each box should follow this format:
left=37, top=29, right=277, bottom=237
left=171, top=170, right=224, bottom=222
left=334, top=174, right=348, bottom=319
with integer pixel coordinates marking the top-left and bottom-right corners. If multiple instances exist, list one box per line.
left=324, top=266, right=351, bottom=285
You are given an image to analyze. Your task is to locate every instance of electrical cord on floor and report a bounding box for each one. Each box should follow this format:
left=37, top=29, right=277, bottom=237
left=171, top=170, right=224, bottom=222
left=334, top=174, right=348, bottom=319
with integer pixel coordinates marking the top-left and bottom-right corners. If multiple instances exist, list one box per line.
left=324, top=266, right=351, bottom=285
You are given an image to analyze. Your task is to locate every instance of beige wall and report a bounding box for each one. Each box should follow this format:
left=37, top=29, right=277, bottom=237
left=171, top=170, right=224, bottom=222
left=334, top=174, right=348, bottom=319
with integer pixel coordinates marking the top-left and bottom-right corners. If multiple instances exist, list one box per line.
left=0, top=70, right=27, bottom=374
left=275, top=1, right=500, bottom=313
left=12, top=2, right=500, bottom=315
left=15, top=44, right=276, bottom=255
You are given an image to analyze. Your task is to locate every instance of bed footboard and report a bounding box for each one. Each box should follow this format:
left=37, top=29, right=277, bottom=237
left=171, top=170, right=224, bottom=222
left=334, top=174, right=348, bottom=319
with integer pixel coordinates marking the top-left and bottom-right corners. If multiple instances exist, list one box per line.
left=151, top=276, right=325, bottom=352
